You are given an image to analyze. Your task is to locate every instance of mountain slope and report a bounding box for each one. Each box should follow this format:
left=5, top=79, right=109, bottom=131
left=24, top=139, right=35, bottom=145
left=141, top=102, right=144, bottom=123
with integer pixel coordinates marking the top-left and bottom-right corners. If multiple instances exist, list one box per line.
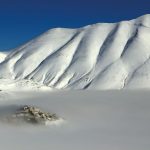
left=0, top=14, right=150, bottom=90
left=0, top=52, right=7, bottom=63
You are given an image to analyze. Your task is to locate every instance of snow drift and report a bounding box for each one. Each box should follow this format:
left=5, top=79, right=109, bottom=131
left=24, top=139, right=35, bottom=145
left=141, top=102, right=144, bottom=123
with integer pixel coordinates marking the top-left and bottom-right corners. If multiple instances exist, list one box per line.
left=0, top=52, right=7, bottom=63
left=0, top=14, right=150, bottom=90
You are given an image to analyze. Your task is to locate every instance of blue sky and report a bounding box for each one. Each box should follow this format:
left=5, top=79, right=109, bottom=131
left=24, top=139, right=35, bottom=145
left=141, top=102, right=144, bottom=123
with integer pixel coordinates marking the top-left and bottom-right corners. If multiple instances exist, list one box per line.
left=0, top=0, right=150, bottom=51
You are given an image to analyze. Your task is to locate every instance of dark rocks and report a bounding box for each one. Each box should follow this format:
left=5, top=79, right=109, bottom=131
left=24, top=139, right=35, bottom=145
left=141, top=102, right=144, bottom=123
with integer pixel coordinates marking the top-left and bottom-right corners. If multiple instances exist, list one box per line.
left=12, top=105, right=59, bottom=125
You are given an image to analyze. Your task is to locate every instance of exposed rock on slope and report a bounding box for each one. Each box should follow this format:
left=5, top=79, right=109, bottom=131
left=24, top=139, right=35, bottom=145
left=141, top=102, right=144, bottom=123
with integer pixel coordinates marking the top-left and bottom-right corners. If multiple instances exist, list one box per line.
left=0, top=14, right=150, bottom=90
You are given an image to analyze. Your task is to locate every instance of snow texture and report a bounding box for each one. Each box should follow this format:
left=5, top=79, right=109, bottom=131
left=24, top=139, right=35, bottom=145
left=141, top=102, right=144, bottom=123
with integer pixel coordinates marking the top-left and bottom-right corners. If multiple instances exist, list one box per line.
left=0, top=14, right=150, bottom=90
left=0, top=52, right=7, bottom=63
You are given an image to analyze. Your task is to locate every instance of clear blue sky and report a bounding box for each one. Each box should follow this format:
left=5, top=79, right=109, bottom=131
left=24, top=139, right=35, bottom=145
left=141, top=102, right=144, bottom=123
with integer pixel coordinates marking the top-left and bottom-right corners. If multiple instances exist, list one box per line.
left=0, top=0, right=150, bottom=51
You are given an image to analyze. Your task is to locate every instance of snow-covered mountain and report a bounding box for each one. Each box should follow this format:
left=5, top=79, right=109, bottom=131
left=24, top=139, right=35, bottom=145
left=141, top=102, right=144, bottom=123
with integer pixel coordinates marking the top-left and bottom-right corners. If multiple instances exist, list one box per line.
left=0, top=14, right=150, bottom=90
left=0, top=52, right=7, bottom=63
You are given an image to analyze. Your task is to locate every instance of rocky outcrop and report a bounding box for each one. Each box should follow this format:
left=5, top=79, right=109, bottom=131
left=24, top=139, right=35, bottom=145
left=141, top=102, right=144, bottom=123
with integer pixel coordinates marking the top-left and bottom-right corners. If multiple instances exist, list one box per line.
left=10, top=105, right=59, bottom=125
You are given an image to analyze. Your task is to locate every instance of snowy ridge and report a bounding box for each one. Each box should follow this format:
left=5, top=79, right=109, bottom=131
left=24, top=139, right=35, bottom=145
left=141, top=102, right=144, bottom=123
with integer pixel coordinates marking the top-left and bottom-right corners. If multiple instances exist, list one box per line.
left=0, top=14, right=150, bottom=90
left=0, top=52, right=7, bottom=63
